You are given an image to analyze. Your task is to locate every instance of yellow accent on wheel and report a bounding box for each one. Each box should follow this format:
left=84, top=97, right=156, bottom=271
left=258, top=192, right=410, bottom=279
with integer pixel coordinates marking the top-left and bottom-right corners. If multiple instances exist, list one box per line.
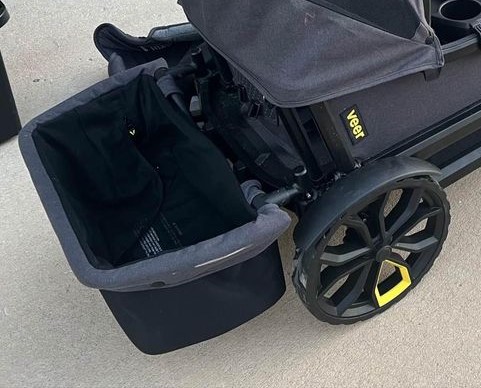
left=374, top=260, right=412, bottom=307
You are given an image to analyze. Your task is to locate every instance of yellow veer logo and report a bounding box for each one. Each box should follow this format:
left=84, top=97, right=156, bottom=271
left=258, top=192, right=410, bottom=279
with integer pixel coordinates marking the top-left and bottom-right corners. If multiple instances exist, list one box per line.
left=347, top=109, right=365, bottom=140
left=341, top=105, right=368, bottom=145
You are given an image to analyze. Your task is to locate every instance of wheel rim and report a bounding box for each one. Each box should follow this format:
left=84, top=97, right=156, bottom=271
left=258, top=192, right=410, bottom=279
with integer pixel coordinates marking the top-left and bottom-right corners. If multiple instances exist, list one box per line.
left=311, top=179, right=448, bottom=320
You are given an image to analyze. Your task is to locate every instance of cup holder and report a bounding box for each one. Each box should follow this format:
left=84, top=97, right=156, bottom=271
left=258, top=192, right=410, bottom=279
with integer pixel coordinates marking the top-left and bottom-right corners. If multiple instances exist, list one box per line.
left=431, top=0, right=481, bottom=43
left=440, top=0, right=481, bottom=21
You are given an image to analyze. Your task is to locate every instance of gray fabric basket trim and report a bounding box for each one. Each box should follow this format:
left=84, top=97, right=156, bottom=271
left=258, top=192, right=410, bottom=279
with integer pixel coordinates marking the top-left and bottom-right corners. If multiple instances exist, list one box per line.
left=19, top=60, right=291, bottom=292
left=181, top=0, right=444, bottom=108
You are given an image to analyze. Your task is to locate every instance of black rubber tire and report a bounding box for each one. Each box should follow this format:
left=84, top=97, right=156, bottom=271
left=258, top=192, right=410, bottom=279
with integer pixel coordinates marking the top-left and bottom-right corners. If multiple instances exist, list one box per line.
left=293, top=176, right=451, bottom=325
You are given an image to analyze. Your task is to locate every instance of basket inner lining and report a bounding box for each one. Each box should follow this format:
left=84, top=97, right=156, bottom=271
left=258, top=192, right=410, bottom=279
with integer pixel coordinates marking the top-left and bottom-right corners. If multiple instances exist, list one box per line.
left=32, top=75, right=255, bottom=268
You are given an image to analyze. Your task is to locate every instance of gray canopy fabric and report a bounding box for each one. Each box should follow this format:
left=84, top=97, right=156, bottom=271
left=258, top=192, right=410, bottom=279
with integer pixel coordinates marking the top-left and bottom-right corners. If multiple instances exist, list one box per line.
left=180, top=0, right=444, bottom=107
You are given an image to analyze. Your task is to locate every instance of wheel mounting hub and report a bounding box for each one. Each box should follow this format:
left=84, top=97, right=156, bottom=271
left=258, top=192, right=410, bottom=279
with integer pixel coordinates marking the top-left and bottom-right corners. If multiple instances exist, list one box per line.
left=375, top=246, right=393, bottom=262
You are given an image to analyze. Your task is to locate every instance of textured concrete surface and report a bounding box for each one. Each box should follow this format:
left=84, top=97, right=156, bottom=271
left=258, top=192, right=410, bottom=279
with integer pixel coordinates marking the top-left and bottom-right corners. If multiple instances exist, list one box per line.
left=1, top=1, right=481, bottom=387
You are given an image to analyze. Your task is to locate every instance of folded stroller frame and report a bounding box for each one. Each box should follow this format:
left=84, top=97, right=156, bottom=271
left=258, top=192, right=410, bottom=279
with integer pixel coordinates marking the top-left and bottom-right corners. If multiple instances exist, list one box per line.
left=19, top=0, right=481, bottom=354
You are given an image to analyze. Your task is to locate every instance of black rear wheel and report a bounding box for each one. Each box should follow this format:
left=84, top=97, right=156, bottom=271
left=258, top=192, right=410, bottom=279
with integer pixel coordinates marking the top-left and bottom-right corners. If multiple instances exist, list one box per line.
left=295, top=176, right=450, bottom=324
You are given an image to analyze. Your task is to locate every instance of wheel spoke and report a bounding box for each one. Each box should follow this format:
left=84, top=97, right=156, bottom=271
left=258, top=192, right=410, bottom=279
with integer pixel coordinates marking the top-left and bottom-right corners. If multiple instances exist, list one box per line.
left=390, top=251, right=410, bottom=266
left=320, top=257, right=372, bottom=292
left=370, top=192, right=390, bottom=240
left=365, top=260, right=381, bottom=288
left=322, top=242, right=371, bottom=266
left=392, top=205, right=442, bottom=243
left=386, top=188, right=424, bottom=236
left=331, top=262, right=373, bottom=316
left=343, top=214, right=375, bottom=248
left=394, top=230, right=439, bottom=253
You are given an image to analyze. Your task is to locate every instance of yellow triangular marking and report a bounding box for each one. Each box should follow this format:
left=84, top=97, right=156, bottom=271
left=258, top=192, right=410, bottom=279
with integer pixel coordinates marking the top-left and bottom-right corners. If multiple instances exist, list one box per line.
left=374, top=260, right=412, bottom=307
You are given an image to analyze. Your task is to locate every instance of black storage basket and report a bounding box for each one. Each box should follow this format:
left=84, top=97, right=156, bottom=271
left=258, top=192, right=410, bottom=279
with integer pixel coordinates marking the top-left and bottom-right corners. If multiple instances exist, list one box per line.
left=19, top=59, right=291, bottom=354
left=101, top=243, right=284, bottom=354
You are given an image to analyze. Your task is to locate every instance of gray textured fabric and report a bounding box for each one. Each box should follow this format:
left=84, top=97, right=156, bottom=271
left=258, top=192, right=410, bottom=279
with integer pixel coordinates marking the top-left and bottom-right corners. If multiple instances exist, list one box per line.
left=19, top=60, right=291, bottom=292
left=241, top=180, right=265, bottom=205
left=181, top=0, right=444, bottom=107
left=326, top=47, right=481, bottom=160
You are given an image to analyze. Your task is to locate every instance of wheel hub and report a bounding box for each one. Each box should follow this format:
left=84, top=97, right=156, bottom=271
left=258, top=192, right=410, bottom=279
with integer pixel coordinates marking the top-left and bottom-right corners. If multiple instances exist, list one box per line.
left=375, top=246, right=393, bottom=262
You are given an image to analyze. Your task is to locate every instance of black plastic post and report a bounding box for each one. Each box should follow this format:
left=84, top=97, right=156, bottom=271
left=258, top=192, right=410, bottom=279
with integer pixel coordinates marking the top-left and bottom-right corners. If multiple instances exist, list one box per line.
left=0, top=2, right=21, bottom=143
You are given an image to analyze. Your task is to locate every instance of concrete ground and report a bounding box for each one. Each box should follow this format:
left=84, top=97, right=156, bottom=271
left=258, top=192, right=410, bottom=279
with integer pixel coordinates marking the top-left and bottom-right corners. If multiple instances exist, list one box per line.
left=1, top=1, right=480, bottom=387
